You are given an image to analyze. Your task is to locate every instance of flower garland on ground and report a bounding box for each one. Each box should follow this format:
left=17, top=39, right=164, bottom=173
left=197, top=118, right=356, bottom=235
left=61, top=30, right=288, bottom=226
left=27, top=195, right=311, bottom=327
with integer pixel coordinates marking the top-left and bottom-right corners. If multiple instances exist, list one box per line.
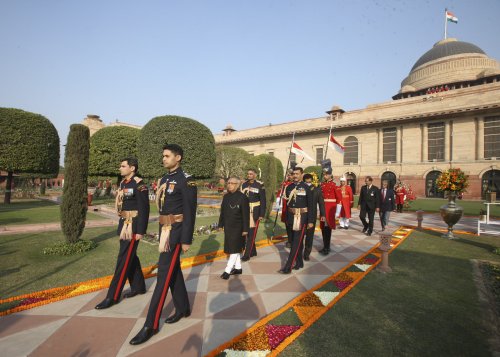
left=436, top=168, right=469, bottom=193
left=206, top=227, right=414, bottom=357
left=0, top=236, right=286, bottom=316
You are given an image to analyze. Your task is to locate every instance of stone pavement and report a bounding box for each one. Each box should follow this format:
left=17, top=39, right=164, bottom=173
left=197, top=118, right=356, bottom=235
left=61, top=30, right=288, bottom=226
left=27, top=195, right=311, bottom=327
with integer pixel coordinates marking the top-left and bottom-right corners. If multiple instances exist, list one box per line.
left=0, top=211, right=482, bottom=356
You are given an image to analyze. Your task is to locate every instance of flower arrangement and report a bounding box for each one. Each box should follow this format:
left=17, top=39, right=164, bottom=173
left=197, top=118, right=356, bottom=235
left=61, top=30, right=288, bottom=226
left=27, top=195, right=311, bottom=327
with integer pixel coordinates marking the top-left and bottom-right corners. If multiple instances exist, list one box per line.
left=436, top=168, right=469, bottom=193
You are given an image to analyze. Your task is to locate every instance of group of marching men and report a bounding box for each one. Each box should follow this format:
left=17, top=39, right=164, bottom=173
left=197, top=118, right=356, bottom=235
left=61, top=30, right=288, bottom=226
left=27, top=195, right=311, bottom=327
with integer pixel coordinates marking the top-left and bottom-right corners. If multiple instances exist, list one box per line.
left=93, top=148, right=356, bottom=345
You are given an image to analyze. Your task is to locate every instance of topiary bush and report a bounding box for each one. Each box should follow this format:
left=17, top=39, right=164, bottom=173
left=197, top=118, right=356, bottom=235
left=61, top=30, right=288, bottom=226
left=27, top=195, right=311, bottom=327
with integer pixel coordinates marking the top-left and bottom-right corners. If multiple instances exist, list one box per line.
left=137, top=115, right=216, bottom=179
left=0, top=107, right=60, bottom=203
left=215, top=145, right=251, bottom=180
left=60, top=124, right=90, bottom=243
left=88, top=126, right=140, bottom=178
left=249, top=154, right=278, bottom=218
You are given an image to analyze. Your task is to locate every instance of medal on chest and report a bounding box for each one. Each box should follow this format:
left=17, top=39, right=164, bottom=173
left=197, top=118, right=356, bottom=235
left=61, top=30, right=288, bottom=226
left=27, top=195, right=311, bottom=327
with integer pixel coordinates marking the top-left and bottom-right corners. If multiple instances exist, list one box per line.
left=167, top=180, right=177, bottom=194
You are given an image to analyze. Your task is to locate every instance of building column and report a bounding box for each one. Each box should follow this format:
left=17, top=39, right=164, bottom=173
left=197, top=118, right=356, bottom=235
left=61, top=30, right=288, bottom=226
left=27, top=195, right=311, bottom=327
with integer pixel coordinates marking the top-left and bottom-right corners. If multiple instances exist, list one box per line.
left=444, top=121, right=451, bottom=162
left=477, top=117, right=484, bottom=160
left=397, top=126, right=402, bottom=163
left=421, top=124, right=428, bottom=162
left=377, top=129, right=383, bottom=164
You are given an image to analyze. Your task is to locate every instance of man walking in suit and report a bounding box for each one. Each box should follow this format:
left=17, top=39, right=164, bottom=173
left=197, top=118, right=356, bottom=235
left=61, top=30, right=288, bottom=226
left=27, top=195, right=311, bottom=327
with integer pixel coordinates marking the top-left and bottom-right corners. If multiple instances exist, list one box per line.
left=358, top=176, right=379, bottom=236
left=379, top=180, right=395, bottom=231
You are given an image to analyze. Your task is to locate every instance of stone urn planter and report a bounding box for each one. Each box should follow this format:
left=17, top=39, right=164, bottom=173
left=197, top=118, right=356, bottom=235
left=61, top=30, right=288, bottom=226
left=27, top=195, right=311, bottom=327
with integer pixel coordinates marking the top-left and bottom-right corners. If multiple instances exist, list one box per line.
left=440, top=191, right=464, bottom=239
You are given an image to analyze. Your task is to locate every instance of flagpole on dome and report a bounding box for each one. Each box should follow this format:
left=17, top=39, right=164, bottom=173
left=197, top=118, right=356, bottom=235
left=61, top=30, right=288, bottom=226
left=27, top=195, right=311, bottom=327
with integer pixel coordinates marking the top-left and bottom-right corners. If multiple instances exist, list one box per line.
left=444, top=8, right=448, bottom=40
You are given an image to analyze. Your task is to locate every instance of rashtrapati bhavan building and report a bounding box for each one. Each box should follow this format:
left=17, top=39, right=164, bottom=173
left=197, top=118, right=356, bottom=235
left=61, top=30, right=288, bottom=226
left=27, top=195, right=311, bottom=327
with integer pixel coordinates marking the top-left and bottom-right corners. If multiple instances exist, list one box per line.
left=213, top=38, right=500, bottom=200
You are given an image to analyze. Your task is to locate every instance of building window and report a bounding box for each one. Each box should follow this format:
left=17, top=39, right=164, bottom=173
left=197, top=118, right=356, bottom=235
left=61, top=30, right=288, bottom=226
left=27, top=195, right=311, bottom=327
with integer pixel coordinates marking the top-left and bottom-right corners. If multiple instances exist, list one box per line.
left=484, top=116, right=500, bottom=159
left=315, top=147, right=323, bottom=165
left=381, top=171, right=397, bottom=189
left=383, top=128, right=397, bottom=163
left=343, top=136, right=358, bottom=164
left=425, top=170, right=444, bottom=198
left=428, top=122, right=445, bottom=161
left=482, top=169, right=500, bottom=200
left=268, top=151, right=274, bottom=157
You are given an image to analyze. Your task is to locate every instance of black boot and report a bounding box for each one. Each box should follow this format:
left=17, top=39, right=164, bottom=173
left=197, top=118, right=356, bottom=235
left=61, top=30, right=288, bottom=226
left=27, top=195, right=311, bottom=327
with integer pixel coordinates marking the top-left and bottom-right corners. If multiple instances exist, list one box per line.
left=95, top=298, right=115, bottom=310
left=165, top=309, right=191, bottom=324
left=230, top=268, right=243, bottom=275
left=129, top=326, right=157, bottom=345
left=123, top=289, right=146, bottom=299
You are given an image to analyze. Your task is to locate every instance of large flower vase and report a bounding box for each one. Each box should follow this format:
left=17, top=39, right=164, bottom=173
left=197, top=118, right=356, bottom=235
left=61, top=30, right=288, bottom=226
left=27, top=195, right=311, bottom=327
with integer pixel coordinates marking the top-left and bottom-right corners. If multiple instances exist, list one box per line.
left=440, top=192, right=464, bottom=239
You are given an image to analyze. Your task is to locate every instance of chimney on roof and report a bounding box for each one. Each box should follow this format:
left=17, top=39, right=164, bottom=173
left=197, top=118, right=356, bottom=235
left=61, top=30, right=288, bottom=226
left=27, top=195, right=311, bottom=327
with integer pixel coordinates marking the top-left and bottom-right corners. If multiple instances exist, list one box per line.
left=326, top=105, right=345, bottom=120
left=222, top=124, right=236, bottom=136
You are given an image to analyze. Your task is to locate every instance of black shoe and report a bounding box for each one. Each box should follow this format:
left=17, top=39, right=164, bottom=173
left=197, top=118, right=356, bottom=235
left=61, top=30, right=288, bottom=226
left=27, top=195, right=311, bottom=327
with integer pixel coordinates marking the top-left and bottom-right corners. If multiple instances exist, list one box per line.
left=123, top=289, right=146, bottom=299
left=285, top=242, right=291, bottom=249
left=230, top=268, right=242, bottom=275
left=165, top=310, right=191, bottom=324
left=293, top=264, right=303, bottom=270
left=221, top=272, right=230, bottom=280
left=362, top=227, right=368, bottom=233
left=381, top=226, right=385, bottom=232
left=129, top=326, right=157, bottom=345
left=95, top=298, right=115, bottom=310
left=344, top=226, right=349, bottom=230
left=241, top=256, right=250, bottom=262
left=278, top=269, right=291, bottom=274
left=366, top=231, right=372, bottom=236
left=304, top=254, right=310, bottom=261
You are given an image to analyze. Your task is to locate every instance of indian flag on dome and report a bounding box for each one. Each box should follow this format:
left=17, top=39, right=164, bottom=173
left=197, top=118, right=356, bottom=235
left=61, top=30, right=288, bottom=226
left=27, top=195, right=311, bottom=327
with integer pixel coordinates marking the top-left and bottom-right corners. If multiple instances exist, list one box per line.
left=446, top=10, right=458, bottom=23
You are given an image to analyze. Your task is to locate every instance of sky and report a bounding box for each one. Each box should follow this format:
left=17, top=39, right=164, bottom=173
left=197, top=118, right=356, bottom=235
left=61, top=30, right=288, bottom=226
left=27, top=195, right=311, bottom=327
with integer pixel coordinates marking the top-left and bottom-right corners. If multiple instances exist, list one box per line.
left=1, top=0, right=500, bottom=164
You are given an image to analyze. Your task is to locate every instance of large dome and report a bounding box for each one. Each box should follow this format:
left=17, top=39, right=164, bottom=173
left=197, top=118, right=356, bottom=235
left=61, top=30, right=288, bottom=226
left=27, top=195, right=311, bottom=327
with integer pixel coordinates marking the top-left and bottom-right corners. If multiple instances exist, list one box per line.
left=398, top=38, right=500, bottom=96
left=411, top=39, right=486, bottom=71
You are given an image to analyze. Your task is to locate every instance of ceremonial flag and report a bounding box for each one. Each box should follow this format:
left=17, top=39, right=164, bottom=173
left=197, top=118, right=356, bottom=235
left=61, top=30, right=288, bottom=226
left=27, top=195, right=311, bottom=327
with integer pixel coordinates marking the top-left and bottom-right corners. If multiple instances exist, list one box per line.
left=291, top=142, right=314, bottom=162
left=446, top=10, right=458, bottom=23
left=328, top=133, right=345, bottom=154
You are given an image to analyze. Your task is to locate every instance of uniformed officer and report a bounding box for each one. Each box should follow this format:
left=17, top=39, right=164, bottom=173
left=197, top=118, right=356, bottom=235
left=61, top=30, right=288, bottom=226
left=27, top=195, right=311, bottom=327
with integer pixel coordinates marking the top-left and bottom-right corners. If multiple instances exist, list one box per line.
left=130, top=144, right=197, bottom=345
left=320, top=160, right=341, bottom=255
left=95, top=158, right=149, bottom=310
left=240, top=168, right=266, bottom=261
left=279, top=167, right=314, bottom=274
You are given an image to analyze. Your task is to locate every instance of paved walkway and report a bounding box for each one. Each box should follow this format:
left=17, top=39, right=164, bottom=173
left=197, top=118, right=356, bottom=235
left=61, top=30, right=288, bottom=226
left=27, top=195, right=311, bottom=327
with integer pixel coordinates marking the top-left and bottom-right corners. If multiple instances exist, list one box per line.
left=0, top=212, right=483, bottom=356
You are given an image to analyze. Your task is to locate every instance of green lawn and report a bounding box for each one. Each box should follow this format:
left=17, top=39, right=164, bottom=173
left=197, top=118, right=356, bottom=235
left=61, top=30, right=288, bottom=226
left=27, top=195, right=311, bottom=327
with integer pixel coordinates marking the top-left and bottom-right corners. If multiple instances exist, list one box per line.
left=0, top=216, right=286, bottom=299
left=281, top=231, right=500, bottom=356
left=351, top=195, right=500, bottom=217
left=0, top=200, right=106, bottom=226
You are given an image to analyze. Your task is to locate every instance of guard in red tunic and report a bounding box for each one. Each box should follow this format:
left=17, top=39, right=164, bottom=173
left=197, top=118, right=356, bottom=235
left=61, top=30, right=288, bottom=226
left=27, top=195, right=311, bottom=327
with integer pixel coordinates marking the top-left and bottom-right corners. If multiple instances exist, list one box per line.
left=395, top=182, right=406, bottom=213
left=319, top=160, right=341, bottom=255
left=338, top=177, right=354, bottom=229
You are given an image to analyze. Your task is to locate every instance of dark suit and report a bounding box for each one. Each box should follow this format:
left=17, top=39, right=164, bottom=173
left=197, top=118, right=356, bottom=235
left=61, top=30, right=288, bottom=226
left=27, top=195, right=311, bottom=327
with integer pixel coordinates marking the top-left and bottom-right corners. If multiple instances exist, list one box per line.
left=358, top=184, right=380, bottom=234
left=240, top=180, right=266, bottom=258
left=379, top=187, right=395, bottom=230
left=304, top=183, right=325, bottom=259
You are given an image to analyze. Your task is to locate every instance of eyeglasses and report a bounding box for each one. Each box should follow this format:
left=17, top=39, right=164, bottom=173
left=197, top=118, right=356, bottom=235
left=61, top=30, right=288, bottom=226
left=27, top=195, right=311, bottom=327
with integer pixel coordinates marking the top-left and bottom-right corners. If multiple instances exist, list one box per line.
left=227, top=182, right=238, bottom=185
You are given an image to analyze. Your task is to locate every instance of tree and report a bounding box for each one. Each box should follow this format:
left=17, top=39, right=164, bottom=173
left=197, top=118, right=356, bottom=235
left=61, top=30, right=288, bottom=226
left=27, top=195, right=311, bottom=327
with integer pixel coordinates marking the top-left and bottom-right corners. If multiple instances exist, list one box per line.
left=249, top=154, right=279, bottom=218
left=304, top=165, right=322, bottom=178
left=60, top=124, right=90, bottom=243
left=249, top=155, right=284, bottom=187
left=88, top=126, right=140, bottom=181
left=0, top=108, right=59, bottom=204
left=215, top=145, right=251, bottom=180
left=137, top=115, right=215, bottom=179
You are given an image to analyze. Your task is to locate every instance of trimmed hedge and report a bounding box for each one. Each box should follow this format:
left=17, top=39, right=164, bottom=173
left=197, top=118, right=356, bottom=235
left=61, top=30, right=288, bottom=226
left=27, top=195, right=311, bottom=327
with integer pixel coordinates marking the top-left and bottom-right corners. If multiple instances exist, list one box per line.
left=249, top=154, right=279, bottom=218
left=304, top=165, right=322, bottom=178
left=88, top=126, right=140, bottom=177
left=215, top=145, right=251, bottom=180
left=61, top=124, right=90, bottom=243
left=137, top=115, right=215, bottom=179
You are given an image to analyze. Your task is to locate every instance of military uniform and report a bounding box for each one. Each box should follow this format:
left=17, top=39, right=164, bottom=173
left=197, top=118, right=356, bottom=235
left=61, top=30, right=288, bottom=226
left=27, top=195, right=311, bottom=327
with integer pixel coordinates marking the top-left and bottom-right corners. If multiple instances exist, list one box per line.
left=240, top=179, right=266, bottom=260
left=280, top=181, right=314, bottom=273
left=96, top=175, right=149, bottom=309
left=143, top=167, right=197, bottom=331
left=320, top=178, right=341, bottom=254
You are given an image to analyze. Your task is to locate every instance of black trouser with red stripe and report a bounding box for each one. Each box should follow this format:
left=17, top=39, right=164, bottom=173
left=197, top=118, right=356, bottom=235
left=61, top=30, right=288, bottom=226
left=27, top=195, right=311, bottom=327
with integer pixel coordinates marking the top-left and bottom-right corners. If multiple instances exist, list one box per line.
left=145, top=244, right=189, bottom=330
left=283, top=224, right=306, bottom=271
left=243, top=220, right=259, bottom=259
left=106, top=236, right=146, bottom=302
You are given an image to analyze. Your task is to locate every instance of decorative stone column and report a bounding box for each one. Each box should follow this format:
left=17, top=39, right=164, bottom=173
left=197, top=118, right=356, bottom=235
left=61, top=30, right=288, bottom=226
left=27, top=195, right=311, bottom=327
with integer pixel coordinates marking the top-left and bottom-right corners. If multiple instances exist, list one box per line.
left=377, top=234, right=392, bottom=273
left=445, top=121, right=451, bottom=162
left=421, top=124, right=428, bottom=162
left=477, top=117, right=484, bottom=160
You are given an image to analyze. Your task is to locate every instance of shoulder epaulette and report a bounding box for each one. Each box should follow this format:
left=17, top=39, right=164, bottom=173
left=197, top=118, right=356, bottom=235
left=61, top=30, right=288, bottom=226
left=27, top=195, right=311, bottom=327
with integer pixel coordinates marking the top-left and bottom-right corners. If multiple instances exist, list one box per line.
left=256, top=180, right=264, bottom=185
left=184, top=172, right=192, bottom=179
left=134, top=176, right=143, bottom=183
left=187, top=180, right=197, bottom=187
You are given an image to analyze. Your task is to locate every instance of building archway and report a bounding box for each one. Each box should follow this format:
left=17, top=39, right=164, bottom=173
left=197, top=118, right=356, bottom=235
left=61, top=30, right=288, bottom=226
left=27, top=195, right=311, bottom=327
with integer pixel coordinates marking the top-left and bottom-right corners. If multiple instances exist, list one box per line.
left=482, top=170, right=500, bottom=200
left=425, top=170, right=444, bottom=198
left=381, top=171, right=397, bottom=189
left=345, top=172, right=357, bottom=195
